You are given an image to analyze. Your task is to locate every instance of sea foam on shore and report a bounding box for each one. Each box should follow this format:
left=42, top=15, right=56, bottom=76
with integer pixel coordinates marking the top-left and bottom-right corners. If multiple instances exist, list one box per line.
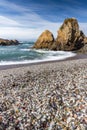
left=0, top=41, right=76, bottom=66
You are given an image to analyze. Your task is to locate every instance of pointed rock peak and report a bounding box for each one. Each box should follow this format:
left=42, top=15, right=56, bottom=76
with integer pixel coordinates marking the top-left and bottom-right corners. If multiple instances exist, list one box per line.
left=64, top=17, right=78, bottom=23
left=60, top=17, right=79, bottom=30
left=33, top=17, right=87, bottom=52
left=36, top=29, right=54, bottom=43
left=56, top=17, right=86, bottom=51
left=44, top=30, right=51, bottom=33
left=33, top=30, right=54, bottom=49
left=40, top=30, right=54, bottom=38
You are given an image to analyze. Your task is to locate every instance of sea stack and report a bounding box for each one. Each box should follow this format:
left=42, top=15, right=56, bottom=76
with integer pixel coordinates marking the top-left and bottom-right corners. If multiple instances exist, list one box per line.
left=33, top=18, right=87, bottom=53
left=33, top=30, right=55, bottom=49
left=56, top=18, right=86, bottom=51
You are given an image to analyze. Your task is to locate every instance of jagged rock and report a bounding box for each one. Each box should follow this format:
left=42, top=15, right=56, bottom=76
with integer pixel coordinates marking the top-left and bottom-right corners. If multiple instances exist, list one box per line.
left=83, top=37, right=87, bottom=44
left=77, top=37, right=87, bottom=53
left=33, top=18, right=87, bottom=53
left=77, top=43, right=87, bottom=54
left=0, top=38, right=19, bottom=46
left=33, top=30, right=55, bottom=49
left=56, top=18, right=85, bottom=51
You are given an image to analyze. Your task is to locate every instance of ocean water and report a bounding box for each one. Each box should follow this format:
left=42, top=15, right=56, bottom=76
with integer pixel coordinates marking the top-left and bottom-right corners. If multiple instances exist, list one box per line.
left=0, top=41, right=76, bottom=65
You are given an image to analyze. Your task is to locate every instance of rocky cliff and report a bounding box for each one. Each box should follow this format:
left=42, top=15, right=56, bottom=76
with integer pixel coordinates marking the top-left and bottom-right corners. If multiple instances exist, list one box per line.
left=0, top=38, right=19, bottom=46
left=33, top=30, right=55, bottom=49
left=33, top=18, right=87, bottom=53
left=56, top=18, right=86, bottom=51
left=77, top=44, right=87, bottom=54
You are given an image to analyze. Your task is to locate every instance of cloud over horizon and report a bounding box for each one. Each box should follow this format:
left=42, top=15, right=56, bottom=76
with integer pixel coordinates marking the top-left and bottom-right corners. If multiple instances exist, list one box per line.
left=0, top=0, right=87, bottom=41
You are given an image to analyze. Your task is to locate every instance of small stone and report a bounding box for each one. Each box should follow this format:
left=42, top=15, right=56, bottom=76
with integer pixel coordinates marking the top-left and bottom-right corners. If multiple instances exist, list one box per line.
left=80, top=124, right=86, bottom=130
left=0, top=116, right=3, bottom=123
left=0, top=123, right=5, bottom=130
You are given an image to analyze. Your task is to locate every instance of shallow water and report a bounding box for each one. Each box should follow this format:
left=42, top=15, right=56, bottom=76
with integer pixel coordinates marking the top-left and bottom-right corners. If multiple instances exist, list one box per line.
left=0, top=41, right=76, bottom=65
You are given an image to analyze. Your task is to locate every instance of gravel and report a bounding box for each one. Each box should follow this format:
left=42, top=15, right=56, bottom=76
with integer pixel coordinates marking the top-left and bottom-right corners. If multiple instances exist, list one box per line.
left=0, top=59, right=87, bottom=130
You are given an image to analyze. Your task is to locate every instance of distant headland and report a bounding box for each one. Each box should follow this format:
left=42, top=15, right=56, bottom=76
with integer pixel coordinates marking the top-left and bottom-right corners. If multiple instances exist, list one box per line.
left=33, top=18, right=87, bottom=54
left=0, top=38, right=19, bottom=46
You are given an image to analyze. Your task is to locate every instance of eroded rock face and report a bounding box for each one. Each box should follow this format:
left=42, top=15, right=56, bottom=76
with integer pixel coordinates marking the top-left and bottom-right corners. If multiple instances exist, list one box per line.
left=33, top=18, right=87, bottom=53
left=33, top=30, right=55, bottom=49
left=77, top=42, right=87, bottom=54
left=56, top=18, right=85, bottom=51
left=0, top=38, right=19, bottom=46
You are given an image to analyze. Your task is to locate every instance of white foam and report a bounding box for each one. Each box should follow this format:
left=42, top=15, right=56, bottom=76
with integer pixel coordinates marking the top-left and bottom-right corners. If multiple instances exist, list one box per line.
left=20, top=48, right=31, bottom=51
left=0, top=51, right=76, bottom=66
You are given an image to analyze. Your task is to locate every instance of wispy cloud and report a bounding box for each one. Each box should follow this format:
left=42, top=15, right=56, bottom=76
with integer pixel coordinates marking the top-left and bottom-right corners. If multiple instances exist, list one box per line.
left=0, top=16, right=21, bottom=26
left=0, top=0, right=28, bottom=13
left=0, top=0, right=87, bottom=40
left=0, top=0, right=61, bottom=40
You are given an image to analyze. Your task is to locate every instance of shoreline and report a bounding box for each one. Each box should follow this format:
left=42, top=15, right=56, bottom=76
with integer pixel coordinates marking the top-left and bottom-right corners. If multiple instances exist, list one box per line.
left=0, top=53, right=87, bottom=70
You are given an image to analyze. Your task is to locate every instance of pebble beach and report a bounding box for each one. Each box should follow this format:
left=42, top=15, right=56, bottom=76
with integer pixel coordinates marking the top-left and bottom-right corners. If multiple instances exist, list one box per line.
left=0, top=58, right=87, bottom=130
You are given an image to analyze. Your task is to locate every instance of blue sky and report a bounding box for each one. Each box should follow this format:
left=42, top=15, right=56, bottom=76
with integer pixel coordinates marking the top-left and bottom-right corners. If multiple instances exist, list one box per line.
left=0, top=0, right=87, bottom=40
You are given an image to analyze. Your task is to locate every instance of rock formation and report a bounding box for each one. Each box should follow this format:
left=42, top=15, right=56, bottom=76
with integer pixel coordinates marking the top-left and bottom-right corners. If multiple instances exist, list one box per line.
left=56, top=18, right=86, bottom=51
left=33, top=18, right=87, bottom=53
left=33, top=30, right=55, bottom=49
left=77, top=44, right=87, bottom=54
left=0, top=38, right=19, bottom=46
